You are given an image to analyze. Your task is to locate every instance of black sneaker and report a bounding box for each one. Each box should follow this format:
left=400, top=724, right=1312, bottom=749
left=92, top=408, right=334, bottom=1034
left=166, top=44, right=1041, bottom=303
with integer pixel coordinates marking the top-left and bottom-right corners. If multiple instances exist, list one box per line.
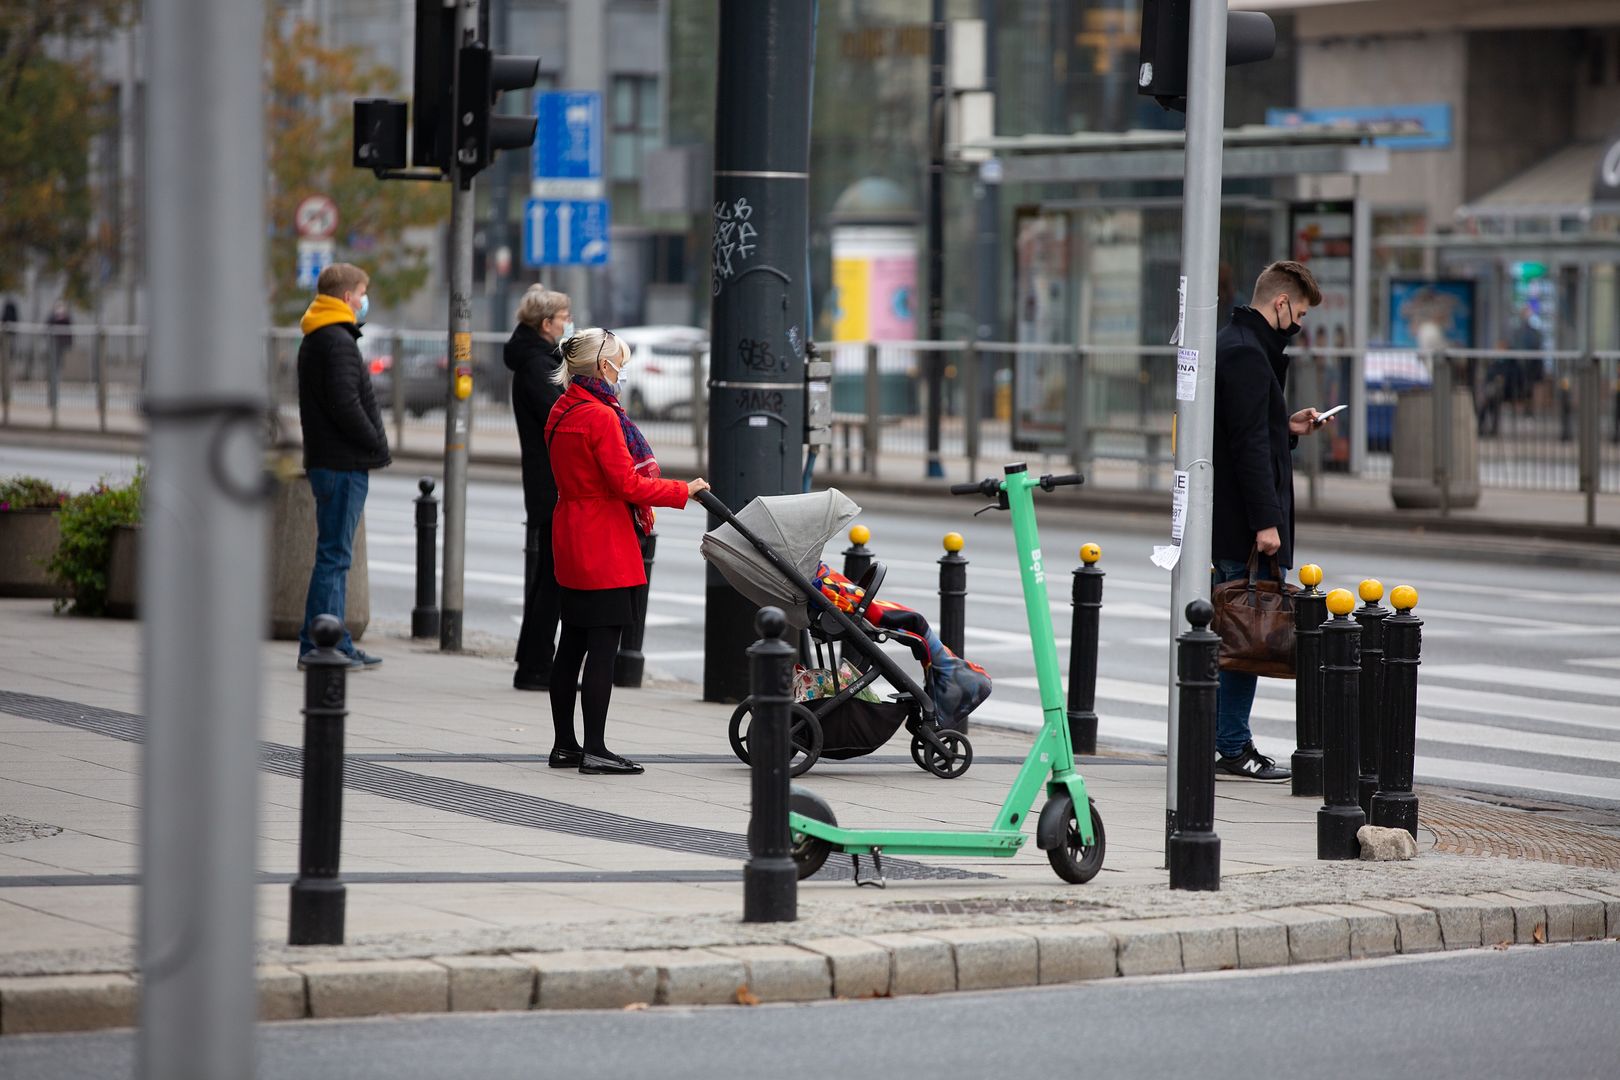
left=1216, top=742, right=1291, bottom=782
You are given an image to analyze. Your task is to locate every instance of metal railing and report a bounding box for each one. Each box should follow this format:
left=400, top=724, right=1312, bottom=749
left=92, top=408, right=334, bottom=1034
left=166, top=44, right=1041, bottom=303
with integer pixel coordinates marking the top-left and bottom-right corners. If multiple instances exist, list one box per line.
left=4, top=324, right=1617, bottom=522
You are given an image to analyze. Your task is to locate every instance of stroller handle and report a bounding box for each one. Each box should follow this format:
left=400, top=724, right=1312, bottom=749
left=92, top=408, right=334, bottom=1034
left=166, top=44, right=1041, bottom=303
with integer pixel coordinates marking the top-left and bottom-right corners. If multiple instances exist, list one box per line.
left=694, top=488, right=734, bottom=520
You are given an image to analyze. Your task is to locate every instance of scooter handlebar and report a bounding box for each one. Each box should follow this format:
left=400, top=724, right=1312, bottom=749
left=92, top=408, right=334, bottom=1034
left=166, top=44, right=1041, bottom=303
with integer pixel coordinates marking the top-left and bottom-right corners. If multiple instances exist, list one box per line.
left=1039, top=473, right=1085, bottom=491
left=950, top=479, right=1001, bottom=497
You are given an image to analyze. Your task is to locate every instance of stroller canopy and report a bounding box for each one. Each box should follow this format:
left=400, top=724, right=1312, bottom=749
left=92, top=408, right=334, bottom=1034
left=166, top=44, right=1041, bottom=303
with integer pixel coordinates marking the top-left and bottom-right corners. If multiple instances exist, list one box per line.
left=700, top=488, right=861, bottom=628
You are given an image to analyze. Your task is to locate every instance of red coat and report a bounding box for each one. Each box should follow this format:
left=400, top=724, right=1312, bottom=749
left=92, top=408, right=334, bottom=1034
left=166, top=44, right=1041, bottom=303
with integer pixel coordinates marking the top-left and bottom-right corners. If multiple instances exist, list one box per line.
left=545, top=382, right=689, bottom=590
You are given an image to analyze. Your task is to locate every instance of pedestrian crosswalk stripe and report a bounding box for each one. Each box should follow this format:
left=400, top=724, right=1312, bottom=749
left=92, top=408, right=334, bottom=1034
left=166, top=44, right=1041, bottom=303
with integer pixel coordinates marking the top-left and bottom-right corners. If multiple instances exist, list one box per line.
left=1423, top=664, right=1620, bottom=699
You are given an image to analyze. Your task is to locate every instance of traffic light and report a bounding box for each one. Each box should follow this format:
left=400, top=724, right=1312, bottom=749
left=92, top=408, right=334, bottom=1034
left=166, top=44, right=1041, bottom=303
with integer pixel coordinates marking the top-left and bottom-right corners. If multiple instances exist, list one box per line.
left=411, top=0, right=457, bottom=170
left=454, top=44, right=540, bottom=182
left=1137, top=0, right=1276, bottom=111
left=353, top=99, right=408, bottom=171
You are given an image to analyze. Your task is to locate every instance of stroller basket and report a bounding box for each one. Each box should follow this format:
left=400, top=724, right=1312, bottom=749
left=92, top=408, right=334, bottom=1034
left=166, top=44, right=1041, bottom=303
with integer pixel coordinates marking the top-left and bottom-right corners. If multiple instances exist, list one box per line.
left=809, top=697, right=911, bottom=761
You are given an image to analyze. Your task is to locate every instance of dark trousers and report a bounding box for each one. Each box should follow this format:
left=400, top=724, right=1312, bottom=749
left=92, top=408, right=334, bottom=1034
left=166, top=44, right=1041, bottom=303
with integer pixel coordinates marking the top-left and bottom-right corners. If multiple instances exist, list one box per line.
left=299, top=467, right=368, bottom=656
left=515, top=500, right=559, bottom=677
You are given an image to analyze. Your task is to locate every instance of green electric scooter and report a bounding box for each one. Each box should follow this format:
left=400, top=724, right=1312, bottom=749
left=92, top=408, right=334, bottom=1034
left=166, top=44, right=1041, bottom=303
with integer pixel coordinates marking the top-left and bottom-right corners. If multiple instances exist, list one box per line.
left=788, top=463, right=1105, bottom=887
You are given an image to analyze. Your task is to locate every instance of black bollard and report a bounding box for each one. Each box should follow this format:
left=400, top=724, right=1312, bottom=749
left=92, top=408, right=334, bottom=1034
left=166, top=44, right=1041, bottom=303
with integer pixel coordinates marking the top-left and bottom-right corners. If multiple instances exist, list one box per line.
left=1372, top=586, right=1423, bottom=839
left=938, top=532, right=967, bottom=658
left=1291, top=563, right=1327, bottom=798
left=289, top=614, right=349, bottom=945
left=841, top=524, right=873, bottom=583
left=1318, top=589, right=1367, bottom=860
left=1352, top=580, right=1389, bottom=819
left=615, top=531, right=657, bottom=688
left=1066, top=543, right=1104, bottom=757
left=743, top=606, right=798, bottom=923
left=1169, top=599, right=1221, bottom=891
left=412, top=478, right=440, bottom=640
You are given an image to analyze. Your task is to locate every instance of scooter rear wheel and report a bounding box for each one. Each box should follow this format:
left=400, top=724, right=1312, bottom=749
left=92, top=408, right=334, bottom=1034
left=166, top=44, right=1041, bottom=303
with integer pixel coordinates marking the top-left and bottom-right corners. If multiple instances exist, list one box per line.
left=728, top=698, right=823, bottom=777
left=790, top=786, right=837, bottom=880
left=1046, top=796, right=1106, bottom=884
left=912, top=730, right=973, bottom=779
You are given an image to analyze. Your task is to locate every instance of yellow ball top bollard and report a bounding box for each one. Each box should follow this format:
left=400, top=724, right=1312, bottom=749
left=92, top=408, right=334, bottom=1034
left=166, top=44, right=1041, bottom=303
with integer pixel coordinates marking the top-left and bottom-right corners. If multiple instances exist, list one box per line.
left=943, top=531, right=965, bottom=553
left=849, top=524, right=870, bottom=546
left=1390, top=585, right=1419, bottom=611
left=1299, top=563, right=1323, bottom=588
left=1326, top=588, right=1356, bottom=617
left=1358, top=579, right=1384, bottom=603
left=1080, top=542, right=1102, bottom=565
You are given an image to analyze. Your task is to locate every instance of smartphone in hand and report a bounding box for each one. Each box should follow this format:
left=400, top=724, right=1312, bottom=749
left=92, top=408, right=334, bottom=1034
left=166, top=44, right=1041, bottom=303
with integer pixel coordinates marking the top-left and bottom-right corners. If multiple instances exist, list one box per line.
left=1313, top=404, right=1347, bottom=426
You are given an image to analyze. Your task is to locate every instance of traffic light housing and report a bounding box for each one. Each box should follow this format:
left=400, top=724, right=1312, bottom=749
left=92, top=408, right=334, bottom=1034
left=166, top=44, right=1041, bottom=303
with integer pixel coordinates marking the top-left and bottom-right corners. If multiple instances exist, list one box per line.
left=411, top=0, right=457, bottom=170
left=353, top=99, right=408, bottom=171
left=454, top=44, right=540, bottom=183
left=1137, top=0, right=1276, bottom=111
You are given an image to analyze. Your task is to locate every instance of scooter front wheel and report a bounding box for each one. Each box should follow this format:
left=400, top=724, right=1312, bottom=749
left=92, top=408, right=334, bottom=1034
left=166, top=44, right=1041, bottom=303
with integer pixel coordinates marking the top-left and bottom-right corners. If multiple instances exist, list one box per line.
left=790, top=786, right=837, bottom=880
left=1046, top=796, right=1106, bottom=884
left=913, top=729, right=973, bottom=779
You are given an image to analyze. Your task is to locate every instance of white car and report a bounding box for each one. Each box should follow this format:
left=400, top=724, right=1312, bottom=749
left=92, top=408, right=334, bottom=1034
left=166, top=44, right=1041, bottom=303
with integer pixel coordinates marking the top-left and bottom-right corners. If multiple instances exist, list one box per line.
left=614, top=325, right=709, bottom=419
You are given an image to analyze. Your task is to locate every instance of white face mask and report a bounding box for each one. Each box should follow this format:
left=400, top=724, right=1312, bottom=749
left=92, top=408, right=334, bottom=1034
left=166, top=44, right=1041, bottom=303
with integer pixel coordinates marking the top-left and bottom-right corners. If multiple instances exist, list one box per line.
left=603, top=355, right=627, bottom=391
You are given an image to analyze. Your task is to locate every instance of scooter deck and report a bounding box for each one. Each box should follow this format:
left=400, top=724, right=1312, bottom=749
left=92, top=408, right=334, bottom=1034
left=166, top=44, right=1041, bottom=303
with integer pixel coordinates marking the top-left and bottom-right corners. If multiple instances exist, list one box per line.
left=788, top=813, right=1028, bottom=857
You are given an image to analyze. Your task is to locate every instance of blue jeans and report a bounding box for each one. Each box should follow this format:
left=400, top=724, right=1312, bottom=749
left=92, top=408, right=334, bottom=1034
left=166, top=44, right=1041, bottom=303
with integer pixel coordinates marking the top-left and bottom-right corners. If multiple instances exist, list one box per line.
left=299, top=468, right=369, bottom=657
left=1212, top=558, right=1272, bottom=758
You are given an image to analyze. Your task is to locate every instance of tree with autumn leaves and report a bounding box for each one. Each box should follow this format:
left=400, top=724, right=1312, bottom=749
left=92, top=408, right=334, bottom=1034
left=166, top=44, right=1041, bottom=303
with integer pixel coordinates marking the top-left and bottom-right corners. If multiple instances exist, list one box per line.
left=267, top=18, right=445, bottom=324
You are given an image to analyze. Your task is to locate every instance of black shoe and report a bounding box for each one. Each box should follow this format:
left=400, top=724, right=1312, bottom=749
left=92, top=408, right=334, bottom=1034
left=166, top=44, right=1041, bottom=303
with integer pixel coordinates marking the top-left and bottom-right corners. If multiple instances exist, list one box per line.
left=548, top=747, right=584, bottom=769
left=1216, top=742, right=1291, bottom=782
left=514, top=670, right=550, bottom=691
left=579, top=751, right=644, bottom=776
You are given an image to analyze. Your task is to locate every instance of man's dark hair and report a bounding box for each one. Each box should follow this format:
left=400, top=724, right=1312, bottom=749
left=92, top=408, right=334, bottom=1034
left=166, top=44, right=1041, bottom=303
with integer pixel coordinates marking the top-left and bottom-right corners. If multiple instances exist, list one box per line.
left=1252, top=260, right=1322, bottom=307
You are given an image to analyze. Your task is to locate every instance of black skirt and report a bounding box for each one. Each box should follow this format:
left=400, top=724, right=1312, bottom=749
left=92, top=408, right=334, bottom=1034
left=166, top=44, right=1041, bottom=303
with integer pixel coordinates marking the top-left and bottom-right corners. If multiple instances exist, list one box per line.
left=559, top=584, right=642, bottom=629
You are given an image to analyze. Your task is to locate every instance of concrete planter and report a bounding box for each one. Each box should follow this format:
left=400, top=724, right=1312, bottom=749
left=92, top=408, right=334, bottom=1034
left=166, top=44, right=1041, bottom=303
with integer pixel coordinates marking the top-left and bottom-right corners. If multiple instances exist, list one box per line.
left=1390, top=387, right=1482, bottom=510
left=267, top=474, right=369, bottom=641
left=0, top=509, right=67, bottom=598
left=105, top=525, right=140, bottom=619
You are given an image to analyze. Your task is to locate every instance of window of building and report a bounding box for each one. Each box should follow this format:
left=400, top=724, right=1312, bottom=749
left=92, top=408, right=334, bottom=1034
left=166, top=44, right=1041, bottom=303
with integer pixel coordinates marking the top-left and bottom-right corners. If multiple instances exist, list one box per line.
left=610, top=74, right=661, bottom=182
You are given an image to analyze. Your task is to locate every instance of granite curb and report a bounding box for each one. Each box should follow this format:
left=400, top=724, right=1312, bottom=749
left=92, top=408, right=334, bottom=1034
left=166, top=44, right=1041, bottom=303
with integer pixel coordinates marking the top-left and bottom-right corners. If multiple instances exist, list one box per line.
left=4, top=886, right=1616, bottom=1036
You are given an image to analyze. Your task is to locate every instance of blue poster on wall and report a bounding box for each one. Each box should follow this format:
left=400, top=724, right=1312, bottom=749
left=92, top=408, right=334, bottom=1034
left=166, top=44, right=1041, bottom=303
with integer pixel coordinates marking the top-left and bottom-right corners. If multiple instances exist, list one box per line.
left=1387, top=280, right=1476, bottom=348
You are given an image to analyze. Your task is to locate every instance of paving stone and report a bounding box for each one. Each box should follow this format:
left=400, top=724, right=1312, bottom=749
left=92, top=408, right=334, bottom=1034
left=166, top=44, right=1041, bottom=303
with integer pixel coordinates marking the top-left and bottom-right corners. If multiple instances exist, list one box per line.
left=711, top=945, right=830, bottom=1003
left=517, top=950, right=656, bottom=1010
left=256, top=965, right=307, bottom=1022
left=294, top=959, right=449, bottom=1019
left=1304, top=905, right=1398, bottom=959
left=1094, top=920, right=1181, bottom=977
left=1499, top=890, right=1605, bottom=942
left=927, top=928, right=1039, bottom=991
left=1405, top=896, right=1492, bottom=950
left=1226, top=914, right=1290, bottom=970
left=1018, top=925, right=1117, bottom=985
left=1563, top=888, right=1620, bottom=937
left=1355, top=899, right=1444, bottom=954
left=1169, top=918, right=1239, bottom=973
left=0, top=973, right=139, bottom=1035
left=1469, top=893, right=1547, bottom=945
left=434, top=955, right=534, bottom=1012
left=1252, top=907, right=1350, bottom=964
left=637, top=949, right=748, bottom=1007
left=794, top=937, right=891, bottom=999
left=863, top=934, right=955, bottom=996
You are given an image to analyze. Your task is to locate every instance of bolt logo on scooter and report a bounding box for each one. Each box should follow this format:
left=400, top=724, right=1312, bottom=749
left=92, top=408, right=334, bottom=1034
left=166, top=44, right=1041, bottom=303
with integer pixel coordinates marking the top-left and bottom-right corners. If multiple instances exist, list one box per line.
left=788, top=463, right=1106, bottom=887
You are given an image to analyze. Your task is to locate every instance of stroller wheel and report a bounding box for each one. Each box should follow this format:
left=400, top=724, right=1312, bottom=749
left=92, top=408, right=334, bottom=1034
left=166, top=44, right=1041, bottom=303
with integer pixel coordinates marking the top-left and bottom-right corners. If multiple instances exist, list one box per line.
left=728, top=698, right=824, bottom=777
left=912, top=729, right=973, bottom=779
left=789, top=786, right=837, bottom=880
left=1046, top=796, right=1106, bottom=884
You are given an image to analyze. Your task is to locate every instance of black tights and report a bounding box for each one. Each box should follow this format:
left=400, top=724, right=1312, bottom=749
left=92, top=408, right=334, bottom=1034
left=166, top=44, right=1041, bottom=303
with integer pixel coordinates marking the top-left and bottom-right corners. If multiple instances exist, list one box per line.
left=549, top=623, right=622, bottom=756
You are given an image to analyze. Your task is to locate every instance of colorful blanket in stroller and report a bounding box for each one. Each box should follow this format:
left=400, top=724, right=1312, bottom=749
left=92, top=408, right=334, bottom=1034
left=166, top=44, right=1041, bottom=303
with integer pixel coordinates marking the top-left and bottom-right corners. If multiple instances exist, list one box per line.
left=813, top=563, right=993, bottom=731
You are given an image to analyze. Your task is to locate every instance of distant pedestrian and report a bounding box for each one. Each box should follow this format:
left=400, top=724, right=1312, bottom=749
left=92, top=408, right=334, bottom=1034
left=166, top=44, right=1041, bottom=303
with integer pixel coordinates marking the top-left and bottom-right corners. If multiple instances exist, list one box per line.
left=296, top=263, right=390, bottom=671
left=0, top=297, right=16, bottom=379
left=1211, top=260, right=1330, bottom=782
left=507, top=285, right=572, bottom=691
left=544, top=328, right=709, bottom=775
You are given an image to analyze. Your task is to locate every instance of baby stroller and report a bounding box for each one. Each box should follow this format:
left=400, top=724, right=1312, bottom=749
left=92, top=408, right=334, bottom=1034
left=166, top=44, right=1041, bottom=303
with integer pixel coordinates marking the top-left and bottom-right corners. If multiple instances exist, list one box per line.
left=698, top=488, right=984, bottom=779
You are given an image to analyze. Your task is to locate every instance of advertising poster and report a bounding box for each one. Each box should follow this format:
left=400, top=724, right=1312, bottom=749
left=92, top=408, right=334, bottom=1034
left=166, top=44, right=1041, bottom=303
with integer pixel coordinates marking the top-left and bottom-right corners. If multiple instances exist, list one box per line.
left=867, top=256, right=917, bottom=341
left=1012, top=210, right=1072, bottom=448
left=1387, top=280, right=1476, bottom=348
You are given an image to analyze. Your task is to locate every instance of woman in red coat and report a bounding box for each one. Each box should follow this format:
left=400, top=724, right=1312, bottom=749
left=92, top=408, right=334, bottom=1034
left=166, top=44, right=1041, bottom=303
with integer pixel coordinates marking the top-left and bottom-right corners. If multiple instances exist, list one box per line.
left=544, top=328, right=709, bottom=775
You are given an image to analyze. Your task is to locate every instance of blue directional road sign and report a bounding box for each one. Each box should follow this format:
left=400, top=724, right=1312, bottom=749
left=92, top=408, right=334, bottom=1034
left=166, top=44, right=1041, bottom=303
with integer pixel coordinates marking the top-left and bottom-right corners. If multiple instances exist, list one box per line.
left=524, top=198, right=609, bottom=267
left=533, top=91, right=602, bottom=181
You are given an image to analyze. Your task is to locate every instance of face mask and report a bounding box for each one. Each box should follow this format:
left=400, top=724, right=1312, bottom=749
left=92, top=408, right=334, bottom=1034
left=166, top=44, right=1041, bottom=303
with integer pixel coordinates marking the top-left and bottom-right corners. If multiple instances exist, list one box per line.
left=353, top=294, right=370, bottom=325
left=560, top=320, right=575, bottom=341
left=1278, top=298, right=1301, bottom=340
left=604, top=356, right=627, bottom=391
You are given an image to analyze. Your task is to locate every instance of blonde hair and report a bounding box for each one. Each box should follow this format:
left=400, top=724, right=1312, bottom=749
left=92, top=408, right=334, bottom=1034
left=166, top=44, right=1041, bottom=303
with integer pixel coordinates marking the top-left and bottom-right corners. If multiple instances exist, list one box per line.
left=316, top=263, right=369, bottom=298
left=549, top=328, right=625, bottom=386
left=516, top=285, right=570, bottom=329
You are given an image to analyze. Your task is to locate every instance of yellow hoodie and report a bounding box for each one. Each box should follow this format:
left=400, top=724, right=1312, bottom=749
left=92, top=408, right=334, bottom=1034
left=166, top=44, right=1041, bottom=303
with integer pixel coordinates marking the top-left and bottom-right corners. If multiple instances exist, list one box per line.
left=300, top=294, right=357, bottom=335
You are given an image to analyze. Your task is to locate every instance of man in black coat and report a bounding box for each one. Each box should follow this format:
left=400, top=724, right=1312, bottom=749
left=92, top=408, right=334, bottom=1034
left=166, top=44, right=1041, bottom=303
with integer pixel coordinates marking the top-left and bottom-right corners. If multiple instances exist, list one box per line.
left=296, top=262, right=390, bottom=670
left=507, top=286, right=571, bottom=690
left=1211, top=260, right=1329, bottom=780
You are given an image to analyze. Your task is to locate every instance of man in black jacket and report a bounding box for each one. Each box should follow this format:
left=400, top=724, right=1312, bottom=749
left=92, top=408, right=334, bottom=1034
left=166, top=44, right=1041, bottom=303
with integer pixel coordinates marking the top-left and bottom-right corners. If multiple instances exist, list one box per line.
left=297, top=263, right=390, bottom=670
left=1211, top=260, right=1329, bottom=780
left=507, top=285, right=571, bottom=689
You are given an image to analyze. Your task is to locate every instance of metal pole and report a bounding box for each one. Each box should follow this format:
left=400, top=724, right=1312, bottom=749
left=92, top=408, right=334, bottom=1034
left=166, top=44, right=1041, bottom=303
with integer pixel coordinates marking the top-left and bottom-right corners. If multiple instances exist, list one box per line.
left=1164, top=0, right=1228, bottom=851
left=1291, top=563, right=1326, bottom=797
left=1580, top=353, right=1600, bottom=528
left=390, top=330, right=405, bottom=450
left=487, top=0, right=514, bottom=333
left=864, top=341, right=881, bottom=478
left=1318, top=589, right=1366, bottom=860
left=1371, top=586, right=1422, bottom=839
left=139, top=0, right=264, bottom=1074
left=289, top=615, right=348, bottom=945
left=440, top=0, right=479, bottom=652
left=704, top=0, right=812, bottom=702
left=938, top=532, right=967, bottom=658
left=1433, top=348, right=1453, bottom=517
left=95, top=327, right=108, bottom=432
left=972, top=0, right=999, bottom=348
left=962, top=340, right=981, bottom=481
left=1350, top=190, right=1371, bottom=476
left=1067, top=543, right=1104, bottom=757
left=1168, top=599, right=1221, bottom=891
left=1352, top=580, right=1389, bottom=819
left=923, top=0, right=945, bottom=480
left=743, top=607, right=797, bottom=922
left=412, top=478, right=440, bottom=639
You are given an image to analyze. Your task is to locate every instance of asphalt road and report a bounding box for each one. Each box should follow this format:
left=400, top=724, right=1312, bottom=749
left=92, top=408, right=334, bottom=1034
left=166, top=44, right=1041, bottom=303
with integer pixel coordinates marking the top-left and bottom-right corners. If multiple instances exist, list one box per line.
left=3, top=942, right=1616, bottom=1079
left=7, top=445, right=1620, bottom=809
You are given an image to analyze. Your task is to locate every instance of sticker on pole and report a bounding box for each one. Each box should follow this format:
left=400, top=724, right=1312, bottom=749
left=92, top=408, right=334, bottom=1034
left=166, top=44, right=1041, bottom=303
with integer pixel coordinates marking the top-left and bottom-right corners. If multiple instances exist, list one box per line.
left=453, top=332, right=472, bottom=362
left=1170, top=275, right=1187, bottom=346
left=1151, top=469, right=1190, bottom=570
left=1175, top=348, right=1199, bottom=402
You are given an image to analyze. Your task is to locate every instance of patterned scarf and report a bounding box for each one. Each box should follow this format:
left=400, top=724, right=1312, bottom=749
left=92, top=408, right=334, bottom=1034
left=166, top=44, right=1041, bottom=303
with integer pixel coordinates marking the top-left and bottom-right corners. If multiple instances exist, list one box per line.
left=573, top=374, right=661, bottom=534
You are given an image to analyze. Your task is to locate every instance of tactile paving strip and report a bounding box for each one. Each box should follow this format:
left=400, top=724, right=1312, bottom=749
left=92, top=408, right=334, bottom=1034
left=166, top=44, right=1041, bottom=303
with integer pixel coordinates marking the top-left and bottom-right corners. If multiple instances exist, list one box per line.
left=1422, top=796, right=1620, bottom=870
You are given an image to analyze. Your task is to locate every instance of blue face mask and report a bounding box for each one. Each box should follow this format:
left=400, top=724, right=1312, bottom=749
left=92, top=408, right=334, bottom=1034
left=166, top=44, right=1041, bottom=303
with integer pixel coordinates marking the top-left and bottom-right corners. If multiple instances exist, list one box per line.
left=353, top=294, right=369, bottom=325
left=561, top=320, right=575, bottom=341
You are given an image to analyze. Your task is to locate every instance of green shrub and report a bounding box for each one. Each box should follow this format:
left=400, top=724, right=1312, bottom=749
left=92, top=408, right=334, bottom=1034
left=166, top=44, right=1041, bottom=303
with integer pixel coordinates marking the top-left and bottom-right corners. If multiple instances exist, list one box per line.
left=47, top=471, right=144, bottom=616
left=0, top=476, right=69, bottom=512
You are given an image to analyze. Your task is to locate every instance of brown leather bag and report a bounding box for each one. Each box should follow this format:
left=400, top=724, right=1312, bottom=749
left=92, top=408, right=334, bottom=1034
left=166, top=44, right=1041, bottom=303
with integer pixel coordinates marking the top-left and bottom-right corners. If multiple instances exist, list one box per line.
left=1210, top=549, right=1298, bottom=679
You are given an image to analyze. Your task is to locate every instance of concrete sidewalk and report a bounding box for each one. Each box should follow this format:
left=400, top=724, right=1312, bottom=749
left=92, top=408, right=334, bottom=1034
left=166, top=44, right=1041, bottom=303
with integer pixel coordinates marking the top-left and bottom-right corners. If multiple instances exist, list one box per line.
left=1, top=599, right=1618, bottom=1034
